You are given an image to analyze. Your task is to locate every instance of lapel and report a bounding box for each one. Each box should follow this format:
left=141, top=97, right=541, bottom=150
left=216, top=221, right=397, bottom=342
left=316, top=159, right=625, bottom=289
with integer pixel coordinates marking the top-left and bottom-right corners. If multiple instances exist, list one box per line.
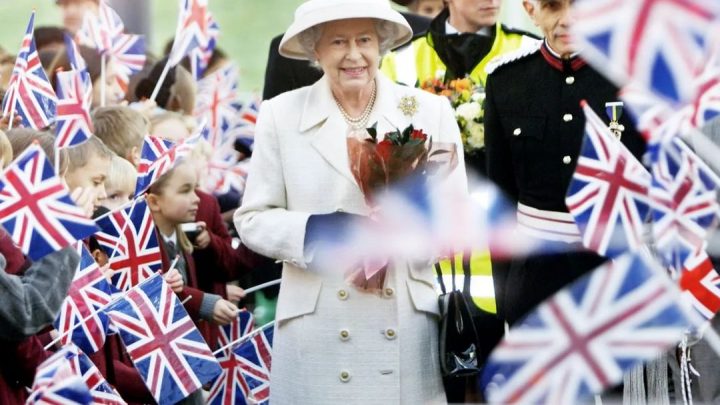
left=300, top=76, right=357, bottom=185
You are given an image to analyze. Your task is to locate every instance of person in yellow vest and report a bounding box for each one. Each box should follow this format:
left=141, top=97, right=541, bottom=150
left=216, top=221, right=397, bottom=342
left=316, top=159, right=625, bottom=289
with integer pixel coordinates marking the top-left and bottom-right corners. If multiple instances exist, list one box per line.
left=382, top=0, right=537, bottom=316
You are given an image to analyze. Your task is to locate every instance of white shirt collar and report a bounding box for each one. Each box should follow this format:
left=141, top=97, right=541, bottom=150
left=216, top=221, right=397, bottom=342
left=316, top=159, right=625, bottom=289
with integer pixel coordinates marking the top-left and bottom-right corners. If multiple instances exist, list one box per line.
left=162, top=230, right=178, bottom=246
left=445, top=19, right=492, bottom=36
left=543, top=39, right=581, bottom=59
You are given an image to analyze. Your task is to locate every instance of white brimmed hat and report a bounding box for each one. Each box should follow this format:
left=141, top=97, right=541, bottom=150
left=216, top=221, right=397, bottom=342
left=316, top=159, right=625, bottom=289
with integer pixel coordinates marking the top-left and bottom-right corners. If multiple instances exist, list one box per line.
left=279, top=0, right=413, bottom=60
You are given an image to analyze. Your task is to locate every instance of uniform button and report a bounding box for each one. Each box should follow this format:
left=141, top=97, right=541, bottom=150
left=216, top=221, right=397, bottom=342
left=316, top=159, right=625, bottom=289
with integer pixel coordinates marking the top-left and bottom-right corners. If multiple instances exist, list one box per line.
left=513, top=128, right=522, bottom=136
left=337, top=289, right=348, bottom=300
left=563, top=156, right=572, bottom=164
left=563, top=114, right=573, bottom=122
left=384, top=328, right=397, bottom=340
left=335, top=208, right=345, bottom=213
left=384, top=288, right=394, bottom=297
left=339, top=329, right=350, bottom=341
left=339, top=370, right=351, bottom=382
left=565, top=76, right=575, bottom=85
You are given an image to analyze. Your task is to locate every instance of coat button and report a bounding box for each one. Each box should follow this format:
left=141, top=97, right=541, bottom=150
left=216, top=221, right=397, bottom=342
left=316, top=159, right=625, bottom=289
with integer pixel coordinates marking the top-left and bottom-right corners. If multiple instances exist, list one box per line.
left=513, top=128, right=522, bottom=136
left=339, top=370, right=351, bottom=382
left=339, top=329, right=350, bottom=341
left=565, top=76, right=575, bottom=85
left=563, top=114, right=573, bottom=122
left=384, top=288, right=394, bottom=297
left=384, top=328, right=397, bottom=340
left=338, top=289, right=348, bottom=300
left=563, top=156, right=572, bottom=164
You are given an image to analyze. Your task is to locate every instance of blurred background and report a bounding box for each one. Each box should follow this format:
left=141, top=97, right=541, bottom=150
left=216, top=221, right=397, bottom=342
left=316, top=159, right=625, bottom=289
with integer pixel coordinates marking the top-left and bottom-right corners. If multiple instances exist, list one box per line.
left=0, top=0, right=537, bottom=95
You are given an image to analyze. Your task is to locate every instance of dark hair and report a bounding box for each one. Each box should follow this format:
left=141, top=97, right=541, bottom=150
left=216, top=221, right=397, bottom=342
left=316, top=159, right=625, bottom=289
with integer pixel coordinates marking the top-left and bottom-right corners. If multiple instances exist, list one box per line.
left=135, top=56, right=174, bottom=106
left=34, top=26, right=66, bottom=52
left=47, top=44, right=102, bottom=90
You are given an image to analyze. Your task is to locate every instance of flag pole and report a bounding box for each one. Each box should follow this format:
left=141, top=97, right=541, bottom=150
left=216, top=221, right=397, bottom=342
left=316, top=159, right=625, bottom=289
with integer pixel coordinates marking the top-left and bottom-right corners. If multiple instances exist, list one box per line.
left=212, top=320, right=275, bottom=356
left=100, top=53, right=106, bottom=107
left=242, top=279, right=281, bottom=295
left=7, top=93, right=17, bottom=130
left=44, top=260, right=181, bottom=350
left=149, top=59, right=171, bottom=103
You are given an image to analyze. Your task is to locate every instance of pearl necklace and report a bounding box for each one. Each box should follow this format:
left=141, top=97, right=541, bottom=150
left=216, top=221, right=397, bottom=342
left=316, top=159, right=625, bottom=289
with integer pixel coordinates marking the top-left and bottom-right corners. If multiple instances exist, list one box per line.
left=334, top=82, right=377, bottom=130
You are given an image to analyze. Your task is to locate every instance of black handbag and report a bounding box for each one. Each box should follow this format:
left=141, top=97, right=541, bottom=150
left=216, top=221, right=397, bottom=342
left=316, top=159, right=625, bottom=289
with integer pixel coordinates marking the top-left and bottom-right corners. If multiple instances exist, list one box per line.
left=435, top=259, right=481, bottom=377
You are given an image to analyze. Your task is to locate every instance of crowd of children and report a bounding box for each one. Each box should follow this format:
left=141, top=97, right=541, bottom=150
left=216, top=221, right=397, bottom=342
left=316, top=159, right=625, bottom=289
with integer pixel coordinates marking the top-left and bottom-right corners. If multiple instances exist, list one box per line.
left=0, top=1, right=274, bottom=403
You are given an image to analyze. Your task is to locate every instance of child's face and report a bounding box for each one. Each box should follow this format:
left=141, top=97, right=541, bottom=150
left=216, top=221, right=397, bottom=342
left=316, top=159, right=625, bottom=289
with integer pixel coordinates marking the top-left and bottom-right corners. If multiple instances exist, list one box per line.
left=63, top=155, right=110, bottom=208
left=99, top=185, right=133, bottom=211
left=152, top=117, right=191, bottom=143
left=152, top=164, right=200, bottom=224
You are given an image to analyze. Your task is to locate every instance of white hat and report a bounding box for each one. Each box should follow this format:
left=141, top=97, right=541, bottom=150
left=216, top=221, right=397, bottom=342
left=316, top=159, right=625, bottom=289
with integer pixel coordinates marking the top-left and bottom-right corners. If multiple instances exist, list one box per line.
left=279, top=0, right=413, bottom=60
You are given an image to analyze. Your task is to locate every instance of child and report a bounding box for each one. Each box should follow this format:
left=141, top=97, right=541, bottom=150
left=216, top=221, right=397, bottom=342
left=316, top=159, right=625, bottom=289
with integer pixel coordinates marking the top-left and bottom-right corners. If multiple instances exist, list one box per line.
left=146, top=162, right=238, bottom=330
left=7, top=129, right=112, bottom=213
left=92, top=106, right=149, bottom=166
left=98, top=156, right=137, bottom=212
left=149, top=110, right=193, bottom=142
left=0, top=129, right=11, bottom=167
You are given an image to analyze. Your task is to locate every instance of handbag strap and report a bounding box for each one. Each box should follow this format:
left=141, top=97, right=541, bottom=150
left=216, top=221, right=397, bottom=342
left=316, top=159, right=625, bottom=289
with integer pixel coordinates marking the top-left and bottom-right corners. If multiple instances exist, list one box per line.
left=434, top=254, right=458, bottom=294
left=462, top=250, right=472, bottom=296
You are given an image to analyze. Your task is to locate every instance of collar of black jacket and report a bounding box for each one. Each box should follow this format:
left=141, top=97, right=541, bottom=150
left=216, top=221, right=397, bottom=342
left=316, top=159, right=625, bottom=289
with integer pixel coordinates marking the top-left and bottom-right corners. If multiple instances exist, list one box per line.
left=426, top=8, right=496, bottom=81
left=539, top=39, right=587, bottom=72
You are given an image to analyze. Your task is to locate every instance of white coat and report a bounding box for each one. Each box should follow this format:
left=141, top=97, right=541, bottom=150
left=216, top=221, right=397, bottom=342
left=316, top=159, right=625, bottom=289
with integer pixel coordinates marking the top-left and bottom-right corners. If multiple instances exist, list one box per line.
left=234, top=73, right=466, bottom=404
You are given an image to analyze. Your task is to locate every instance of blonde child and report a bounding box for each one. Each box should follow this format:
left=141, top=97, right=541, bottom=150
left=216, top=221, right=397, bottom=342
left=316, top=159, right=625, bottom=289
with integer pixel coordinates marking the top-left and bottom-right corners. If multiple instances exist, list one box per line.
left=98, top=156, right=137, bottom=212
left=92, top=106, right=149, bottom=166
left=149, top=110, right=194, bottom=142
left=7, top=129, right=112, bottom=212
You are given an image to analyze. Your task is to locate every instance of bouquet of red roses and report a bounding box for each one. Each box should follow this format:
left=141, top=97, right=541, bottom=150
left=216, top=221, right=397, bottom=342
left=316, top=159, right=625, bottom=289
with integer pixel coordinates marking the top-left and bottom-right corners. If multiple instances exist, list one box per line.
left=345, top=124, right=458, bottom=290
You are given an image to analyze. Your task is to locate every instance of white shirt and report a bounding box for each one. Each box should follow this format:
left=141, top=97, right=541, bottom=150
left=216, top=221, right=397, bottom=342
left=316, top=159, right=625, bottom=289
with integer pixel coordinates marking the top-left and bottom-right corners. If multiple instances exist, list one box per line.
left=445, top=19, right=493, bottom=36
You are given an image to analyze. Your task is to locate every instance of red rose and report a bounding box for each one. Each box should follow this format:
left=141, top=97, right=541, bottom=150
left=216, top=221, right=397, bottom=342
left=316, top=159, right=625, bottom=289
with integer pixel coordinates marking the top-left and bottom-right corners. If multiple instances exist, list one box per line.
left=376, top=139, right=394, bottom=161
left=410, top=129, right=427, bottom=141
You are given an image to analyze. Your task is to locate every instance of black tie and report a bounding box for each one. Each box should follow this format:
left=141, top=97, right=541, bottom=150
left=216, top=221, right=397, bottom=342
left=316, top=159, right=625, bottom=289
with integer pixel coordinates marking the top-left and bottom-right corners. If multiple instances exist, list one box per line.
left=166, top=240, right=187, bottom=275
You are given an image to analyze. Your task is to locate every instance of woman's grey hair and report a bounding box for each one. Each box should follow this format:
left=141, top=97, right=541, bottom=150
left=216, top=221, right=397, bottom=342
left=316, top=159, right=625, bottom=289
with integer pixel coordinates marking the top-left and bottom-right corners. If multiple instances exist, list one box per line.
left=297, top=19, right=402, bottom=64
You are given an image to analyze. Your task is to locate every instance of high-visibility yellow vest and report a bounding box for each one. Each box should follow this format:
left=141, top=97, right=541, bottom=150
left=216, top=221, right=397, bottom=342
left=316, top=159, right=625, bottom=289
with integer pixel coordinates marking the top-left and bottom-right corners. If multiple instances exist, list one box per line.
left=381, top=24, right=537, bottom=314
left=381, top=23, right=536, bottom=88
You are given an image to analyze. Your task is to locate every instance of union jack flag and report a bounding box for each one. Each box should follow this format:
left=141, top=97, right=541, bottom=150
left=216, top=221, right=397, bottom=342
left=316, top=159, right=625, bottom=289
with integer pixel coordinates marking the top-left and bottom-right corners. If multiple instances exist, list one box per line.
left=0, top=144, right=98, bottom=261
left=189, top=13, right=220, bottom=79
left=30, top=345, right=126, bottom=405
left=27, top=346, right=93, bottom=405
left=109, top=33, right=146, bottom=97
left=54, top=242, right=116, bottom=354
left=55, top=70, right=94, bottom=149
left=650, top=137, right=720, bottom=271
left=135, top=125, right=206, bottom=195
left=566, top=101, right=652, bottom=258
left=195, top=63, right=241, bottom=149
left=76, top=1, right=125, bottom=54
left=168, top=0, right=216, bottom=67
left=1, top=11, right=57, bottom=130
left=95, top=200, right=163, bottom=291
left=203, top=154, right=249, bottom=196
left=572, top=0, right=720, bottom=103
left=208, top=323, right=274, bottom=405
left=481, top=252, right=693, bottom=404
left=679, top=250, right=720, bottom=319
left=64, top=33, right=87, bottom=72
left=106, top=274, right=222, bottom=404
left=207, top=310, right=255, bottom=404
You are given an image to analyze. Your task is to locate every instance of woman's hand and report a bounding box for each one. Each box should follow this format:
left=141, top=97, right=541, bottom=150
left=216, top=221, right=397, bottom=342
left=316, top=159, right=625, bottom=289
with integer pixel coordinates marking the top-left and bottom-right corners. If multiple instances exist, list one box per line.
left=163, top=268, right=184, bottom=293
left=193, top=221, right=211, bottom=249
left=226, top=284, right=246, bottom=302
left=212, top=299, right=239, bottom=325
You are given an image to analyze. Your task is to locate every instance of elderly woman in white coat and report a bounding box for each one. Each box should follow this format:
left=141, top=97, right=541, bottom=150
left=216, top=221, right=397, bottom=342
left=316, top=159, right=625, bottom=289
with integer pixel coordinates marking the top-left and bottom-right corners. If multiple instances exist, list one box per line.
left=234, top=0, right=466, bottom=402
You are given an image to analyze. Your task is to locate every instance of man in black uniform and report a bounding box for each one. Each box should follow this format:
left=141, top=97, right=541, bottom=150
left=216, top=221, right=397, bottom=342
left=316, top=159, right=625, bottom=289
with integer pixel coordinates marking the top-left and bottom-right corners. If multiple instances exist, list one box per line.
left=484, top=0, right=646, bottom=325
